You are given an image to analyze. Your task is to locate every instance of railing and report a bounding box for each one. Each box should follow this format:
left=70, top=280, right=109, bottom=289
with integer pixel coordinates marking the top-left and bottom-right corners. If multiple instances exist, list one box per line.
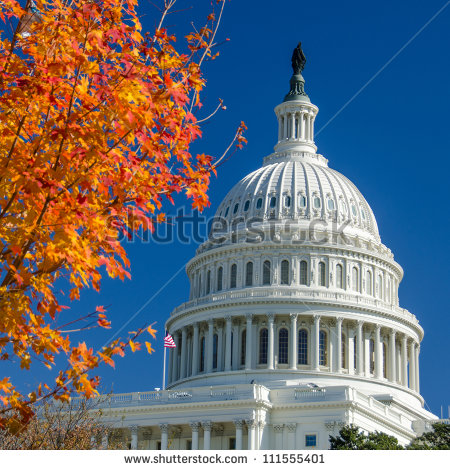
left=171, top=287, right=418, bottom=325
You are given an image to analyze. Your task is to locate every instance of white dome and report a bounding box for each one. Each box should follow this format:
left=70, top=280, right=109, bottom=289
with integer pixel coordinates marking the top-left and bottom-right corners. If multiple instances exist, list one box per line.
left=215, top=157, right=380, bottom=243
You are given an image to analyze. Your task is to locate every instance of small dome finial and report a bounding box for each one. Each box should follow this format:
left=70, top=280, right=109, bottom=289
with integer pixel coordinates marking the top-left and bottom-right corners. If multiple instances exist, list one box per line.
left=284, top=42, right=309, bottom=102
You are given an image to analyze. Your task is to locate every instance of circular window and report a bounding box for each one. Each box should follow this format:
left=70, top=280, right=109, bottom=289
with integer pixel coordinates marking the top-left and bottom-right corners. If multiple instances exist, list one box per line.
left=256, top=198, right=263, bottom=209
left=233, top=203, right=239, bottom=214
left=224, top=206, right=229, bottom=217
left=351, top=205, right=357, bottom=217
left=285, top=196, right=291, bottom=207
left=314, top=197, right=321, bottom=209
left=244, top=200, right=250, bottom=212
left=299, top=195, right=307, bottom=208
left=327, top=199, right=335, bottom=210
left=270, top=196, right=277, bottom=208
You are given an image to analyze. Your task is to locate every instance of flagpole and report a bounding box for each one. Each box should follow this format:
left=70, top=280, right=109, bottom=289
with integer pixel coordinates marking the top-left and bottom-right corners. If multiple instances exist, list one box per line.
left=162, top=333, right=167, bottom=390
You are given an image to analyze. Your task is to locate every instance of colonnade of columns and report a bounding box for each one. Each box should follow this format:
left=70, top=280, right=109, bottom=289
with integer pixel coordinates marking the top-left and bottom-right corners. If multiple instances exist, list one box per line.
left=168, top=314, right=420, bottom=393
left=277, top=110, right=315, bottom=142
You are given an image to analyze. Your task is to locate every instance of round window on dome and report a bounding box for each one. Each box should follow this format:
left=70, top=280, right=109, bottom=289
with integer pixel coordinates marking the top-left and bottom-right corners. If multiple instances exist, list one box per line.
left=284, top=195, right=291, bottom=207
left=233, top=203, right=239, bottom=214
left=351, top=205, right=357, bottom=217
left=299, top=195, right=307, bottom=208
left=327, top=199, right=335, bottom=210
left=244, top=200, right=250, bottom=212
left=256, top=198, right=263, bottom=209
left=313, top=197, right=321, bottom=209
left=270, top=196, right=277, bottom=208
left=224, top=206, right=229, bottom=217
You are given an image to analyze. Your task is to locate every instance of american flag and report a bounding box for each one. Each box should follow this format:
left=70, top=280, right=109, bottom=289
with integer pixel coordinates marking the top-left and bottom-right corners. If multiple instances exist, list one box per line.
left=164, top=333, right=176, bottom=348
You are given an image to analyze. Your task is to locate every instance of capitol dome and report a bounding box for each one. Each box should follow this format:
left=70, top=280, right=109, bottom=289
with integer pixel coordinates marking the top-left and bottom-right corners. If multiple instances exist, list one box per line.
left=94, top=45, right=436, bottom=452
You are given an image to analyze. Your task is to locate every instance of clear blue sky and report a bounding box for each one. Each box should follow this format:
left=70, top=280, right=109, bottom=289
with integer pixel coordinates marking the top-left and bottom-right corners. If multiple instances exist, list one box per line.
left=8, top=0, right=450, bottom=417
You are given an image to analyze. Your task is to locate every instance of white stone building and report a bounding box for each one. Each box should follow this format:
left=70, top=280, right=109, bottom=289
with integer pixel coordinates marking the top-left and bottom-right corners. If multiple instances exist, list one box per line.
left=95, top=45, right=437, bottom=450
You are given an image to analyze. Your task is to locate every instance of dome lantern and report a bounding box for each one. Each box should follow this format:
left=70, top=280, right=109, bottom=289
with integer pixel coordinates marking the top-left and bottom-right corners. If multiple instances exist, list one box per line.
left=274, top=42, right=319, bottom=156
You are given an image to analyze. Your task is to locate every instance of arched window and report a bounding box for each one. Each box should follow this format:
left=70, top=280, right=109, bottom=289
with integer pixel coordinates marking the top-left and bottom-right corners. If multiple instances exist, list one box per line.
left=313, top=197, right=321, bottom=209
left=245, top=261, right=253, bottom=287
left=200, top=337, right=205, bottom=372
left=298, top=329, right=308, bottom=365
left=206, top=270, right=211, bottom=295
left=377, top=274, right=383, bottom=299
left=341, top=333, right=346, bottom=369
left=263, top=260, right=271, bottom=285
left=352, top=267, right=359, bottom=292
left=278, top=328, right=289, bottom=364
left=240, top=330, right=246, bottom=366
left=284, top=195, right=291, bottom=207
left=259, top=328, right=268, bottom=364
left=230, top=263, right=237, bottom=289
left=300, top=260, right=308, bottom=285
left=383, top=342, right=387, bottom=378
left=269, top=196, right=277, bottom=208
left=217, top=267, right=223, bottom=291
left=319, top=262, right=326, bottom=287
left=281, top=260, right=289, bottom=285
left=369, top=339, right=375, bottom=374
left=319, top=330, right=327, bottom=366
left=213, top=334, right=218, bottom=369
left=299, top=195, right=307, bottom=208
left=233, top=203, right=239, bottom=214
left=366, top=270, right=372, bottom=295
left=256, top=198, right=263, bottom=209
left=336, top=264, right=343, bottom=289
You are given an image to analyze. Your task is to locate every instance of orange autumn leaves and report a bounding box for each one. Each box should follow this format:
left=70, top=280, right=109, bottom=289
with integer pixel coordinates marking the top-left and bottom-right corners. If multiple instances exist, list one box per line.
left=0, top=0, right=244, bottom=429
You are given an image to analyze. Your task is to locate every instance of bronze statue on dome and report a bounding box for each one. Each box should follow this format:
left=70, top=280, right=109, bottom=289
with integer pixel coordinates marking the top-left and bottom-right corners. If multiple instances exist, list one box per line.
left=291, top=42, right=306, bottom=75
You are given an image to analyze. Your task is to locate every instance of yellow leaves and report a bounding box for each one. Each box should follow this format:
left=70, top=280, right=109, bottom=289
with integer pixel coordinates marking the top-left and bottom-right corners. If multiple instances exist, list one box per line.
left=147, top=324, right=157, bottom=339
left=0, top=377, right=13, bottom=394
left=145, top=341, right=154, bottom=354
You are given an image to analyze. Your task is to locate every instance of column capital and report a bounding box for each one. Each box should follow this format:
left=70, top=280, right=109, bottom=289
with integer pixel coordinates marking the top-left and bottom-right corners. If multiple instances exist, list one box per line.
left=208, top=318, right=214, bottom=326
left=290, top=313, right=298, bottom=322
left=202, top=421, right=213, bottom=431
left=245, top=419, right=257, bottom=429
left=313, top=314, right=321, bottom=322
left=129, top=425, right=139, bottom=433
left=273, top=424, right=284, bottom=433
left=233, top=419, right=244, bottom=429
left=286, top=423, right=297, bottom=433
left=390, top=329, right=396, bottom=337
left=159, top=423, right=170, bottom=433
left=267, top=313, right=275, bottom=323
left=336, top=316, right=344, bottom=324
left=375, top=324, right=381, bottom=333
left=357, top=319, right=364, bottom=327
left=246, top=313, right=253, bottom=322
left=225, top=315, right=232, bottom=322
left=189, top=422, right=201, bottom=431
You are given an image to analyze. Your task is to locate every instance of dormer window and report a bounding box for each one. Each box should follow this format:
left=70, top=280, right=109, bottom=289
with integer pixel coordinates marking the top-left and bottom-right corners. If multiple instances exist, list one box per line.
left=269, top=196, right=277, bottom=208
left=244, top=200, right=250, bottom=212
left=256, top=198, right=263, bottom=209
left=299, top=195, right=307, bottom=208
left=313, top=197, right=321, bottom=209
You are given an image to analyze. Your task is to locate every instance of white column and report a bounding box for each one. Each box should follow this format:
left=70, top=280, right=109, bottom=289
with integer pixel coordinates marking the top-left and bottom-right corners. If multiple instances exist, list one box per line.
left=396, top=344, right=401, bottom=384
left=245, top=314, right=253, bottom=370
left=356, top=321, right=363, bottom=375
left=234, top=420, right=243, bottom=450
left=273, top=425, right=284, bottom=450
left=160, top=424, right=169, bottom=450
left=312, top=315, right=320, bottom=371
left=192, top=323, right=199, bottom=376
left=364, top=330, right=371, bottom=377
left=290, top=113, right=295, bottom=139
left=246, top=420, right=256, bottom=450
left=305, top=115, right=310, bottom=141
left=225, top=316, right=232, bottom=371
left=401, top=335, right=408, bottom=386
left=172, top=331, right=179, bottom=381
left=180, top=327, right=187, bottom=379
left=375, top=325, right=382, bottom=379
left=300, top=113, right=305, bottom=140
left=278, top=116, right=282, bottom=141
left=202, top=421, right=212, bottom=450
left=267, top=314, right=275, bottom=370
left=415, top=343, right=420, bottom=393
left=190, top=423, right=200, bottom=450
left=206, top=319, right=214, bottom=373
left=130, top=425, right=138, bottom=450
left=290, top=313, right=297, bottom=370
left=217, top=322, right=224, bottom=371
left=389, top=330, right=396, bottom=383
left=409, top=341, right=416, bottom=391
left=287, top=423, right=297, bottom=450
left=348, top=329, right=355, bottom=375
left=310, top=112, right=315, bottom=139
left=232, top=323, right=239, bottom=370
left=296, top=113, right=301, bottom=140
left=283, top=114, right=287, bottom=140
left=336, top=317, right=343, bottom=373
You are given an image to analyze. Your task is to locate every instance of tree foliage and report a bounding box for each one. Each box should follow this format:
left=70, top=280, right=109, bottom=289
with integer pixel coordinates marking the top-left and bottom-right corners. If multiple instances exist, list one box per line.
left=0, top=0, right=245, bottom=430
left=329, top=424, right=403, bottom=450
left=407, top=422, right=450, bottom=450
